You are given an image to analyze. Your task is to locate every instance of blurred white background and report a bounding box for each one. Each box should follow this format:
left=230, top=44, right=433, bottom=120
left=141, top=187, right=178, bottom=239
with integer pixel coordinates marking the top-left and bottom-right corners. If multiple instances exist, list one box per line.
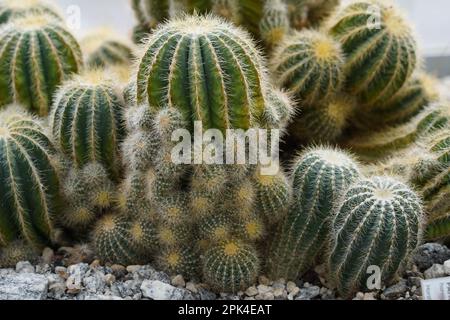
left=54, top=0, right=450, bottom=74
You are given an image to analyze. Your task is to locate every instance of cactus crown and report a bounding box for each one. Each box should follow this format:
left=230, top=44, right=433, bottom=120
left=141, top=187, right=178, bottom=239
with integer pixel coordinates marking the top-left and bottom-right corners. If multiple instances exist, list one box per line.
left=0, top=0, right=63, bottom=25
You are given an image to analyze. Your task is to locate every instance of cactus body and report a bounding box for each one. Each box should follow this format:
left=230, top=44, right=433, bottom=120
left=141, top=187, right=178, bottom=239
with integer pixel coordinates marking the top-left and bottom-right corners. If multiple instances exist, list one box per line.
left=269, top=147, right=360, bottom=280
left=329, top=176, right=423, bottom=297
left=50, top=72, right=125, bottom=179
left=203, top=240, right=260, bottom=293
left=259, top=0, right=289, bottom=48
left=157, top=245, right=200, bottom=278
left=0, top=240, right=39, bottom=268
left=329, top=0, right=417, bottom=105
left=0, top=15, right=82, bottom=115
left=0, top=108, right=60, bottom=248
left=347, top=103, right=450, bottom=161
left=136, top=15, right=269, bottom=132
left=272, top=30, right=344, bottom=104
left=81, top=29, right=134, bottom=68
left=0, top=0, right=63, bottom=25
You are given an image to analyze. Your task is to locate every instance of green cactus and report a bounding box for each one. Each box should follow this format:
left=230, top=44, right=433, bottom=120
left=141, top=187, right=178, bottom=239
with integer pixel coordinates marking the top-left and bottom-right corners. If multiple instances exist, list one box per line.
left=253, top=170, right=291, bottom=225
left=135, top=15, right=270, bottom=132
left=50, top=71, right=125, bottom=180
left=259, top=0, right=290, bottom=48
left=131, top=0, right=171, bottom=30
left=347, top=103, right=450, bottom=161
left=0, top=240, right=39, bottom=268
left=81, top=28, right=134, bottom=68
left=0, top=107, right=61, bottom=248
left=0, top=14, right=82, bottom=115
left=268, top=147, right=360, bottom=280
left=289, top=95, right=355, bottom=143
left=328, top=176, right=423, bottom=298
left=286, top=0, right=340, bottom=29
left=92, top=213, right=157, bottom=265
left=203, top=240, right=260, bottom=293
left=355, top=73, right=440, bottom=129
left=329, top=0, right=417, bottom=105
left=0, top=0, right=63, bottom=25
left=157, top=245, right=200, bottom=278
left=271, top=30, right=345, bottom=105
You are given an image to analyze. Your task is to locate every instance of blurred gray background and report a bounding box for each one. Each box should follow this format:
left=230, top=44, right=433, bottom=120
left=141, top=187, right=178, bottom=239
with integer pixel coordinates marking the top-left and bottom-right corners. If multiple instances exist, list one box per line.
left=54, top=0, right=450, bottom=76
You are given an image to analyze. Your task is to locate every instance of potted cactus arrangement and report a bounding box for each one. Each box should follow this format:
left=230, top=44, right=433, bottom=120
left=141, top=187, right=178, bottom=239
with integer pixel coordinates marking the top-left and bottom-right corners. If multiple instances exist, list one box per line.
left=0, top=0, right=449, bottom=302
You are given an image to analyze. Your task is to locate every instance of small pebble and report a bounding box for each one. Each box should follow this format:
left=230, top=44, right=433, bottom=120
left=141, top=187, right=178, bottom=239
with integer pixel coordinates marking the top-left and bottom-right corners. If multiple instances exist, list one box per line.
left=171, top=275, right=186, bottom=288
left=104, top=274, right=116, bottom=286
left=186, top=282, right=198, bottom=294
left=245, top=286, right=258, bottom=297
left=41, top=248, right=54, bottom=265
left=126, top=265, right=142, bottom=273
left=286, top=281, right=297, bottom=293
left=16, top=261, right=35, bottom=274
left=257, top=284, right=272, bottom=295
left=258, top=276, right=271, bottom=286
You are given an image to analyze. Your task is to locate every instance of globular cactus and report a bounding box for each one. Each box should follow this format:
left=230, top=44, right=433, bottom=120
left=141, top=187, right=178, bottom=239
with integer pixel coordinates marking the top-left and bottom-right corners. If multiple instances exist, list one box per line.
left=203, top=240, right=260, bottom=293
left=253, top=170, right=291, bottom=225
left=271, top=30, right=345, bottom=105
left=50, top=71, right=125, bottom=180
left=286, top=0, right=340, bottom=29
left=92, top=213, right=157, bottom=265
left=0, top=107, right=61, bottom=248
left=157, top=245, right=200, bottom=279
left=347, top=103, right=450, bottom=161
left=269, top=147, right=360, bottom=280
left=259, top=0, right=290, bottom=48
left=211, top=0, right=241, bottom=25
left=0, top=0, right=63, bottom=25
left=81, top=28, right=134, bottom=68
left=355, top=73, right=440, bottom=129
left=328, top=176, right=423, bottom=298
left=0, top=240, right=39, bottom=268
left=328, top=0, right=417, bottom=105
left=135, top=15, right=270, bottom=132
left=0, top=14, right=82, bottom=115
left=289, top=95, right=355, bottom=143
left=131, top=0, right=171, bottom=30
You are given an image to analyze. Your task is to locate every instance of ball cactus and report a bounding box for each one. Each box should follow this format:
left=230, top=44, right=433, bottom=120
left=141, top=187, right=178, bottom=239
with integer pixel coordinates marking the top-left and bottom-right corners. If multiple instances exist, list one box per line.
left=203, top=240, right=260, bottom=293
left=81, top=28, right=134, bottom=68
left=0, top=0, right=63, bottom=25
left=135, top=15, right=270, bottom=132
left=0, top=240, right=39, bottom=268
left=328, top=0, right=417, bottom=105
left=328, top=176, right=423, bottom=298
left=259, top=0, right=290, bottom=48
left=0, top=107, right=61, bottom=248
left=50, top=71, right=125, bottom=179
left=271, top=30, right=345, bottom=105
left=269, top=147, right=360, bottom=280
left=0, top=14, right=82, bottom=115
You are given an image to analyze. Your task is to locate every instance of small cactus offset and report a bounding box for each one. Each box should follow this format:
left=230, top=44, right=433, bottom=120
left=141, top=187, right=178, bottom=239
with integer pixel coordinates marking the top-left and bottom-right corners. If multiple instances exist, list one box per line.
left=0, top=107, right=61, bottom=248
left=271, top=30, right=345, bottom=105
left=328, top=176, right=423, bottom=298
left=81, top=28, right=134, bottom=68
left=0, top=14, right=83, bottom=115
left=346, top=103, right=450, bottom=161
left=259, top=0, right=290, bottom=48
left=50, top=71, right=125, bottom=180
left=0, top=0, right=63, bottom=25
left=135, top=15, right=271, bottom=132
left=0, top=240, right=39, bottom=268
left=289, top=95, right=355, bottom=143
left=328, top=0, right=417, bottom=105
left=203, top=240, right=260, bottom=293
left=269, top=147, right=360, bottom=280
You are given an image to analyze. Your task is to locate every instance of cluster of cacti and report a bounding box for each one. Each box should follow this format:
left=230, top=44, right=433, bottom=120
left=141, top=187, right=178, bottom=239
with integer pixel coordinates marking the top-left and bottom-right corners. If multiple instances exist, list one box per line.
left=130, top=0, right=340, bottom=52
left=268, top=146, right=424, bottom=297
left=0, top=0, right=443, bottom=299
left=0, top=12, right=82, bottom=116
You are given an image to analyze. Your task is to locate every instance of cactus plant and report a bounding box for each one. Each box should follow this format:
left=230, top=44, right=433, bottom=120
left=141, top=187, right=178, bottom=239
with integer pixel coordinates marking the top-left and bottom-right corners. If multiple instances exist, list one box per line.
left=286, top=0, right=340, bottom=29
left=203, top=240, right=260, bottom=293
left=135, top=15, right=270, bottom=132
left=269, top=147, right=360, bottom=280
left=328, top=176, right=423, bottom=298
left=271, top=30, right=345, bottom=105
left=346, top=103, right=450, bottom=161
left=0, top=14, right=82, bottom=116
left=50, top=71, right=125, bottom=179
left=81, top=28, right=134, bottom=68
left=355, top=73, right=440, bottom=129
left=289, top=95, right=355, bottom=143
left=328, top=0, right=417, bottom=105
left=157, top=245, right=200, bottom=278
left=0, top=0, right=63, bottom=25
left=0, top=107, right=61, bottom=248
left=0, top=240, right=39, bottom=268
left=259, top=0, right=289, bottom=48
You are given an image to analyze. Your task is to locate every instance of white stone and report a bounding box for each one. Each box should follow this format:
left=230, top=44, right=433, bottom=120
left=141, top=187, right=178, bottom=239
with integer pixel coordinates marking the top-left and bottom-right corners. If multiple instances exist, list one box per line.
left=186, top=282, right=198, bottom=293
left=0, top=273, right=48, bottom=300
left=16, top=261, right=35, bottom=274
left=257, top=284, right=272, bottom=294
left=171, top=275, right=186, bottom=287
left=444, top=260, right=450, bottom=275
left=424, top=264, right=446, bottom=279
left=140, top=280, right=194, bottom=300
left=245, top=286, right=258, bottom=297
